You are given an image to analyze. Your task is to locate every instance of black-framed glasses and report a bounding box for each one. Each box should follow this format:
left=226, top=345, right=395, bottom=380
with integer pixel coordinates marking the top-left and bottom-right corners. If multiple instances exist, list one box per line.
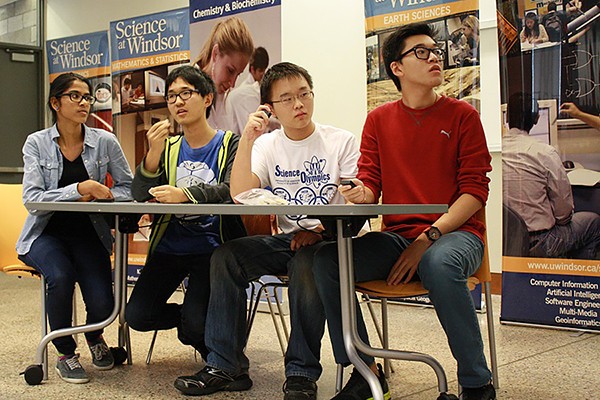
left=58, top=92, right=96, bottom=105
left=398, top=46, right=445, bottom=61
left=165, top=89, right=199, bottom=104
left=270, top=90, right=314, bottom=107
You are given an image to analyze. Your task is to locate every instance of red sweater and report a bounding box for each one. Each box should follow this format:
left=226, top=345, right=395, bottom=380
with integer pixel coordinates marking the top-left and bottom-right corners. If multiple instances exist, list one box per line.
left=358, top=96, right=492, bottom=240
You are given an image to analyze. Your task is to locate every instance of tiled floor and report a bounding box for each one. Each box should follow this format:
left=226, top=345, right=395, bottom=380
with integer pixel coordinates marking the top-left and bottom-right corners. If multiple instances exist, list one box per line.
left=0, top=272, right=598, bottom=399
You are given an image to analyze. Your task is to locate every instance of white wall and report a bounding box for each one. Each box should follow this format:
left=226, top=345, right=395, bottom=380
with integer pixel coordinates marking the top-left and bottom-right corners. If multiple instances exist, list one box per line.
left=46, top=0, right=504, bottom=273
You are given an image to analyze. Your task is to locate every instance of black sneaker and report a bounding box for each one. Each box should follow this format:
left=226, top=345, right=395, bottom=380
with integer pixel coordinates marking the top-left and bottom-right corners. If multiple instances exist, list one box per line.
left=333, top=363, right=390, bottom=400
left=55, top=353, right=89, bottom=384
left=88, top=337, right=115, bottom=370
left=283, top=376, right=318, bottom=400
left=174, top=366, right=253, bottom=396
left=461, top=383, right=496, bottom=400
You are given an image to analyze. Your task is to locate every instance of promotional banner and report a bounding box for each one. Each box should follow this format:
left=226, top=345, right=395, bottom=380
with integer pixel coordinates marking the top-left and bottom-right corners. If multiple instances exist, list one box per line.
left=363, top=0, right=483, bottom=309
left=498, top=0, right=600, bottom=331
left=109, top=8, right=190, bottom=276
left=364, top=0, right=481, bottom=112
left=189, top=0, right=282, bottom=133
left=110, top=8, right=190, bottom=118
left=46, top=31, right=113, bottom=130
left=109, top=8, right=190, bottom=168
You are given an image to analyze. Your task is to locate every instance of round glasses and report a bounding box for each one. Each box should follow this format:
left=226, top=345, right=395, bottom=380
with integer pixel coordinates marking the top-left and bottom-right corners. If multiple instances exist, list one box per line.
left=58, top=92, right=96, bottom=105
left=165, top=89, right=199, bottom=104
left=270, top=90, right=314, bottom=107
left=398, top=46, right=445, bottom=61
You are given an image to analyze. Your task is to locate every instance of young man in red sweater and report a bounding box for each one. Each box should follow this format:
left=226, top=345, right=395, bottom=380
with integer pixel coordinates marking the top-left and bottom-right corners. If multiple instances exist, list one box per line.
left=313, top=22, right=495, bottom=400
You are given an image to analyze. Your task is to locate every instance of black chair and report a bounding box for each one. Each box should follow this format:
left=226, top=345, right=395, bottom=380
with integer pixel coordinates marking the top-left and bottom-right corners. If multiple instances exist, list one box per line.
left=502, top=204, right=530, bottom=257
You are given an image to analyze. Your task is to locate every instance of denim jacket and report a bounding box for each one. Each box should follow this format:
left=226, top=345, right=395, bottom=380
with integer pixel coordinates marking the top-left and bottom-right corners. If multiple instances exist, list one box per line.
left=16, top=124, right=133, bottom=255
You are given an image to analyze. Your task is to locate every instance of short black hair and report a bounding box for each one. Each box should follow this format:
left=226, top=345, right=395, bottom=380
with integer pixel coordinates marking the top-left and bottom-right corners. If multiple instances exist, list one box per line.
left=123, top=78, right=132, bottom=86
left=548, top=1, right=557, bottom=12
left=250, top=47, right=269, bottom=71
left=260, top=62, right=313, bottom=105
left=166, top=65, right=217, bottom=118
left=507, top=92, right=539, bottom=132
left=382, top=22, right=436, bottom=91
left=48, top=72, right=92, bottom=124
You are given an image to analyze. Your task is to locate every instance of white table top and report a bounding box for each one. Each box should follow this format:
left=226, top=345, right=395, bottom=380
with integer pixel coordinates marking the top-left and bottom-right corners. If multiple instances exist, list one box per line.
left=26, top=202, right=448, bottom=216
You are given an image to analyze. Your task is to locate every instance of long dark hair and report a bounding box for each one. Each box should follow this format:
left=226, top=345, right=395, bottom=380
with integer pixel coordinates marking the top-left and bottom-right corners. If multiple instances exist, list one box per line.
left=523, top=12, right=541, bottom=39
left=48, top=72, right=92, bottom=124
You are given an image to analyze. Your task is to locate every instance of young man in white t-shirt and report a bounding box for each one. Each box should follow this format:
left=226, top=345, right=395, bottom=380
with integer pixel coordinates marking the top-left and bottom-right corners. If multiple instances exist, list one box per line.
left=174, top=62, right=359, bottom=400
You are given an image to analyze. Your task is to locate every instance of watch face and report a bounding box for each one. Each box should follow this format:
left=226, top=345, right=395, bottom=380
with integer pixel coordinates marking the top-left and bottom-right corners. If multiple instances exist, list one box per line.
left=427, top=226, right=441, bottom=241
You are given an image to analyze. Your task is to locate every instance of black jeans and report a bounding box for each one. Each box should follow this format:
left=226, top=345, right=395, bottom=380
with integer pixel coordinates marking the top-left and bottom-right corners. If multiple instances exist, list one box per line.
left=125, top=251, right=211, bottom=356
left=20, top=233, right=113, bottom=355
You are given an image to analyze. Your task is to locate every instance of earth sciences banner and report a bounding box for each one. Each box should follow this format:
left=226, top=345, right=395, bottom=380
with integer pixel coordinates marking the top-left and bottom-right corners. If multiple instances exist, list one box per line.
left=363, top=0, right=484, bottom=308
left=364, top=0, right=481, bottom=112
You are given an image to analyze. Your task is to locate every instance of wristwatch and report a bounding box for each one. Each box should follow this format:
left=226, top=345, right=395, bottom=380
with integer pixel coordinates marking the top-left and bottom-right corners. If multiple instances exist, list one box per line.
left=423, top=225, right=442, bottom=242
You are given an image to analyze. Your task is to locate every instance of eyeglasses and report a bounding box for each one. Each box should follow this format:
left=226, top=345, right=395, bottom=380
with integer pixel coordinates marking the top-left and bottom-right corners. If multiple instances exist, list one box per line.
left=398, top=46, right=445, bottom=61
left=58, top=92, right=96, bottom=105
left=165, top=89, right=199, bottom=104
left=271, top=90, right=314, bottom=107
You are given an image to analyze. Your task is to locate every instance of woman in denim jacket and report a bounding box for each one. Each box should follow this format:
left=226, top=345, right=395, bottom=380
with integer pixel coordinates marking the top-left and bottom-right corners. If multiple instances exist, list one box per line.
left=16, top=72, right=133, bottom=384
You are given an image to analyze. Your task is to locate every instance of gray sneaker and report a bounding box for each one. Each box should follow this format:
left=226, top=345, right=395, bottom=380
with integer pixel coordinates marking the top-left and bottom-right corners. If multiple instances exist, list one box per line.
left=56, top=354, right=89, bottom=384
left=88, top=338, right=114, bottom=370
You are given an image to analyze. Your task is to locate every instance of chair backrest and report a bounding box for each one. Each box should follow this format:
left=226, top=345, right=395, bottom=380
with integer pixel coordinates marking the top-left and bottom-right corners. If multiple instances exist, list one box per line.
left=502, top=203, right=530, bottom=257
left=241, top=214, right=278, bottom=236
left=0, top=184, right=27, bottom=267
left=472, top=207, right=491, bottom=283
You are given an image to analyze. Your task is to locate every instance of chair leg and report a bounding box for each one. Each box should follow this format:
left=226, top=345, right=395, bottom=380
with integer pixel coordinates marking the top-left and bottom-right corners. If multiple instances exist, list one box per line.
left=146, top=282, right=187, bottom=365
left=72, top=288, right=78, bottom=347
left=381, top=298, right=391, bottom=378
left=484, top=281, right=499, bottom=389
left=246, top=280, right=265, bottom=342
left=271, top=284, right=290, bottom=342
left=146, top=330, right=158, bottom=365
left=335, top=363, right=344, bottom=393
left=363, top=295, right=394, bottom=376
left=41, top=276, right=48, bottom=381
left=265, top=285, right=288, bottom=357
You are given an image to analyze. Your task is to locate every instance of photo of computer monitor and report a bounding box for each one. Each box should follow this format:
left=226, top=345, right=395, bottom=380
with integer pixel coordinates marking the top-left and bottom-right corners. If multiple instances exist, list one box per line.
left=144, top=69, right=167, bottom=106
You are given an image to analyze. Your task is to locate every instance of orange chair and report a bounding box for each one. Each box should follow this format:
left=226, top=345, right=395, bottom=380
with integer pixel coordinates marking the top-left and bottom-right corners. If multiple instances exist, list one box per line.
left=0, top=184, right=52, bottom=383
left=337, top=208, right=499, bottom=397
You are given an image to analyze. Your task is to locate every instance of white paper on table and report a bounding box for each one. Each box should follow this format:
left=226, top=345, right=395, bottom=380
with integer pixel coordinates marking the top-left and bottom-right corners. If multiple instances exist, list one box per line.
left=567, top=168, right=600, bottom=186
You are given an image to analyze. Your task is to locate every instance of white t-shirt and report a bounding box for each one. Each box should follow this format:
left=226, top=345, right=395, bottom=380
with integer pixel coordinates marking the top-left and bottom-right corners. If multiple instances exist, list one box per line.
left=252, top=123, right=359, bottom=233
left=207, top=93, right=231, bottom=131
left=227, top=80, right=260, bottom=135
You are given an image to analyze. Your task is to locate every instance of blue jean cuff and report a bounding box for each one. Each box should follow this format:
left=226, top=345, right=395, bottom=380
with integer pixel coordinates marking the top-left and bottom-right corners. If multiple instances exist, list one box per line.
left=205, top=362, right=240, bottom=377
left=285, top=372, right=318, bottom=382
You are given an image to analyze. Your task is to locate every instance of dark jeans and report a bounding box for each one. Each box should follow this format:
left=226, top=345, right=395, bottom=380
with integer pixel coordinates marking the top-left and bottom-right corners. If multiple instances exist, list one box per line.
left=205, top=234, right=327, bottom=381
left=530, top=211, right=600, bottom=259
left=313, top=230, right=493, bottom=388
left=19, top=233, right=113, bottom=355
left=125, top=251, right=211, bottom=356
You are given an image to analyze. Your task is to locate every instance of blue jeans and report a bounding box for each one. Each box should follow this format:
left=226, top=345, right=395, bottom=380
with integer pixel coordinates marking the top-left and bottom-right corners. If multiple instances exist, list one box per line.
left=205, top=234, right=327, bottom=381
left=313, top=230, right=492, bottom=388
left=19, top=232, right=113, bottom=355
left=125, top=252, right=211, bottom=357
left=530, top=211, right=600, bottom=259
